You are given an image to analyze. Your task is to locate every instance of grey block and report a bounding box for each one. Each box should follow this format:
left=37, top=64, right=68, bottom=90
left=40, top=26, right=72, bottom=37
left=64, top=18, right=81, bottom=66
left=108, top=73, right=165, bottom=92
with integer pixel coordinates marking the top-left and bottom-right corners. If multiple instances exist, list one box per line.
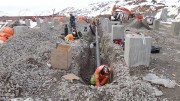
left=178, top=8, right=180, bottom=14
left=171, top=22, right=180, bottom=36
left=36, top=18, right=41, bottom=25
left=40, top=22, right=50, bottom=30
left=160, top=8, right=168, bottom=21
left=108, top=21, right=120, bottom=33
left=153, top=20, right=160, bottom=31
left=14, top=26, right=29, bottom=35
left=25, top=19, right=30, bottom=26
left=43, top=18, right=49, bottom=23
left=124, top=34, right=152, bottom=67
left=101, top=18, right=109, bottom=33
left=54, top=19, right=60, bottom=25
left=112, top=25, right=124, bottom=40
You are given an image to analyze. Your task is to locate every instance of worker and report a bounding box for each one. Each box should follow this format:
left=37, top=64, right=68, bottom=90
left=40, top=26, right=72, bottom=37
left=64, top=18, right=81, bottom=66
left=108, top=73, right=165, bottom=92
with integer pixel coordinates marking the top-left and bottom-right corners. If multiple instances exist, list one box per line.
left=72, top=28, right=82, bottom=39
left=65, top=34, right=74, bottom=41
left=92, top=17, right=100, bottom=26
left=64, top=24, right=68, bottom=36
left=70, top=14, right=76, bottom=31
left=90, top=65, right=113, bottom=87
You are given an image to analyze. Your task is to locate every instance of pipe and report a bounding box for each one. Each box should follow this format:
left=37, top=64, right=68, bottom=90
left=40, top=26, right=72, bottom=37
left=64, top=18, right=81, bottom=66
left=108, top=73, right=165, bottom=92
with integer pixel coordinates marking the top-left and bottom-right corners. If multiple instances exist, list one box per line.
left=95, top=26, right=101, bottom=67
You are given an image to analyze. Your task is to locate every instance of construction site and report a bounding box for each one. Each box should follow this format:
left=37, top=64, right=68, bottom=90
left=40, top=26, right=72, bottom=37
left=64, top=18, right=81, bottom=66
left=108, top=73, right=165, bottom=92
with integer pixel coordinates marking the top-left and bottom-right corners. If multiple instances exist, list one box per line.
left=0, top=1, right=180, bottom=101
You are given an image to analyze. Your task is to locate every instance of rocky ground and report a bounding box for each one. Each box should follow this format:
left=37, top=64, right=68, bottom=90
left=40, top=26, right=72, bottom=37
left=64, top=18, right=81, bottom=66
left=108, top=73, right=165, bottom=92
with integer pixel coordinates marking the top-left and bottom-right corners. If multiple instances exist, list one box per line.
left=0, top=18, right=179, bottom=101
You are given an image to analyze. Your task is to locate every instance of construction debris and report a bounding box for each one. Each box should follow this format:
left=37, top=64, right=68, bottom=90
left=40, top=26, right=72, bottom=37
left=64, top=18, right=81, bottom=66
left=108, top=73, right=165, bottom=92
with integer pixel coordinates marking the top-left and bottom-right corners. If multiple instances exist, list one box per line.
left=62, top=73, right=81, bottom=82
left=143, top=73, right=176, bottom=88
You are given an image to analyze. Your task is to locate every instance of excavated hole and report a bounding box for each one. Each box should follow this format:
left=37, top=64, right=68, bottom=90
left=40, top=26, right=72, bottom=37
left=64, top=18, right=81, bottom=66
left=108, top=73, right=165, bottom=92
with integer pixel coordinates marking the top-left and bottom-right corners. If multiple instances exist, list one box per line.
left=78, top=29, right=114, bottom=85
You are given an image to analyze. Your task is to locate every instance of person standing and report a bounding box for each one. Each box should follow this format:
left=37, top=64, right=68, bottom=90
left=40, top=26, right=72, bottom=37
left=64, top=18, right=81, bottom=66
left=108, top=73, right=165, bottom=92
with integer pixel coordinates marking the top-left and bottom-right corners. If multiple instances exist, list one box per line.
left=70, top=14, right=76, bottom=31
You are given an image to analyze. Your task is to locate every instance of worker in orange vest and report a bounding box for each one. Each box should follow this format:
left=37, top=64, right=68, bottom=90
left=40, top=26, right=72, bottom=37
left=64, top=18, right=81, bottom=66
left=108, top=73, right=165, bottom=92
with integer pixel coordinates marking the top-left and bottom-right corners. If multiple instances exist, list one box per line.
left=65, top=34, right=74, bottom=41
left=90, top=65, right=113, bottom=86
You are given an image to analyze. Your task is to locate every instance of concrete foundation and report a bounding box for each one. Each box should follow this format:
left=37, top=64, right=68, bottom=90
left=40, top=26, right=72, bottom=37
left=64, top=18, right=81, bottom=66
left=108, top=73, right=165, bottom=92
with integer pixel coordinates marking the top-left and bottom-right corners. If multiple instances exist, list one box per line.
left=153, top=20, right=160, bottom=31
left=112, top=25, right=124, bottom=41
left=171, top=21, right=180, bottom=36
left=14, top=26, right=29, bottom=35
left=108, top=21, right=120, bottom=33
left=101, top=18, right=109, bottom=33
left=36, top=18, right=41, bottom=25
left=160, top=8, right=168, bottom=21
left=124, top=34, right=152, bottom=67
left=25, top=19, right=30, bottom=26
left=54, top=19, right=60, bottom=26
left=44, top=18, right=50, bottom=23
left=40, top=22, right=50, bottom=30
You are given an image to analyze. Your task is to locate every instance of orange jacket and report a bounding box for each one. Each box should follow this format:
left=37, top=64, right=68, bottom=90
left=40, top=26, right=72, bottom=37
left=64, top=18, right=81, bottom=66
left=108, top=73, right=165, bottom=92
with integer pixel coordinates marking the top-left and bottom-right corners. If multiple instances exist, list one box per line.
left=94, top=65, right=112, bottom=86
left=65, top=34, right=74, bottom=41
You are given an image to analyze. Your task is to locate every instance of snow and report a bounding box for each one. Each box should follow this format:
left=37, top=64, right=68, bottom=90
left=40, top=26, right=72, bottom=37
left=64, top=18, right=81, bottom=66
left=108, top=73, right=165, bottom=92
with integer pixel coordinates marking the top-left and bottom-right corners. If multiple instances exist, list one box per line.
left=57, top=0, right=180, bottom=19
left=30, top=21, right=37, bottom=28
left=155, top=10, right=162, bottom=19
left=0, top=0, right=180, bottom=21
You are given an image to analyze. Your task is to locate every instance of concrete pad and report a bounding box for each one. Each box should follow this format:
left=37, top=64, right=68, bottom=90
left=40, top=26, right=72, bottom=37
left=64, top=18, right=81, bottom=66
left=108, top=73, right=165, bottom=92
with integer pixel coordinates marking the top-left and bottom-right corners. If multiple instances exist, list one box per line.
left=43, top=18, right=49, bottom=23
left=108, top=21, right=120, bottom=33
left=14, top=26, right=29, bottom=35
left=54, top=19, right=60, bottom=26
left=36, top=18, right=41, bottom=25
left=171, top=21, right=180, bottom=36
left=124, top=34, right=152, bottom=67
left=112, top=25, right=124, bottom=40
left=25, top=19, right=30, bottom=26
left=102, top=19, right=109, bottom=33
left=40, top=22, right=50, bottom=30
left=160, top=8, right=168, bottom=21
left=50, top=44, right=72, bottom=70
left=153, top=20, right=160, bottom=31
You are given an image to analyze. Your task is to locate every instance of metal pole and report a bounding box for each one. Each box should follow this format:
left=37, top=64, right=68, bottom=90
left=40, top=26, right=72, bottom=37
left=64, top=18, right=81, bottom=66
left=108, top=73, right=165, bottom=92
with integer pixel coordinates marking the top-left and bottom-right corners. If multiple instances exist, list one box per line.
left=95, top=26, right=101, bottom=67
left=51, top=8, right=55, bottom=28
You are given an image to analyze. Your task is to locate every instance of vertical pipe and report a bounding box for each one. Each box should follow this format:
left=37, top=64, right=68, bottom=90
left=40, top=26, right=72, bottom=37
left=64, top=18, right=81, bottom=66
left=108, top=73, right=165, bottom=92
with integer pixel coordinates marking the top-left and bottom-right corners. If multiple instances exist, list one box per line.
left=95, top=26, right=101, bottom=67
left=51, top=9, right=55, bottom=28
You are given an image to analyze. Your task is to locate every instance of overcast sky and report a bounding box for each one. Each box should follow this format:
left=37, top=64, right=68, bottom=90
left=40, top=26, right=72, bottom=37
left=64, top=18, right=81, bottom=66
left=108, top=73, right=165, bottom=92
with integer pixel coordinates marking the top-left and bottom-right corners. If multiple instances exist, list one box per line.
left=0, top=0, right=116, bottom=16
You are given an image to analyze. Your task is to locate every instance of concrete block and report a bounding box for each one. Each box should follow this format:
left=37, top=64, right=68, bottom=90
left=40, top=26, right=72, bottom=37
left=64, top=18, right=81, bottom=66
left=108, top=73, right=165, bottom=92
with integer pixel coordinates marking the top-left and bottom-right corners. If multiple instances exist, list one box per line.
left=40, top=22, right=50, bottom=30
left=153, top=20, right=160, bottom=31
left=160, top=8, right=168, bottom=21
left=102, top=19, right=109, bottom=33
left=36, top=18, right=41, bottom=25
left=25, top=19, right=30, bottom=26
left=14, top=26, right=29, bottom=35
left=108, top=21, right=120, bottom=33
left=178, top=8, right=180, bottom=14
left=50, top=44, right=72, bottom=70
left=54, top=19, right=60, bottom=26
left=112, top=25, right=124, bottom=40
left=171, top=22, right=180, bottom=36
left=124, top=34, right=152, bottom=67
left=44, top=18, right=50, bottom=23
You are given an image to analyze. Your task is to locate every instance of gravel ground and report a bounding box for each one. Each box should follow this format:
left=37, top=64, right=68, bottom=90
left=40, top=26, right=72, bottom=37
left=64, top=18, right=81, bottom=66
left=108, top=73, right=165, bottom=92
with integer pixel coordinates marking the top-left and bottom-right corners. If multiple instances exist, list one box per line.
left=126, top=25, right=180, bottom=101
left=0, top=19, right=173, bottom=101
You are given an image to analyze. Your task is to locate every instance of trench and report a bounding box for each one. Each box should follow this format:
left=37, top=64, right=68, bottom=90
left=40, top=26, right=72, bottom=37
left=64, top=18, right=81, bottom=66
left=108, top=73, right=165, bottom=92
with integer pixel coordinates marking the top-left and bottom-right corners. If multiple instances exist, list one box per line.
left=78, top=26, right=113, bottom=85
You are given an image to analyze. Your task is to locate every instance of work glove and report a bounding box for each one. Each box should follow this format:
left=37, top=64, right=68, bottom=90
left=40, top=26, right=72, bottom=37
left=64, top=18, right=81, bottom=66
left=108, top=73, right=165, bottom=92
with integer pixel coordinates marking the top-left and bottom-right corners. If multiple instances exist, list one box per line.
left=96, top=83, right=101, bottom=87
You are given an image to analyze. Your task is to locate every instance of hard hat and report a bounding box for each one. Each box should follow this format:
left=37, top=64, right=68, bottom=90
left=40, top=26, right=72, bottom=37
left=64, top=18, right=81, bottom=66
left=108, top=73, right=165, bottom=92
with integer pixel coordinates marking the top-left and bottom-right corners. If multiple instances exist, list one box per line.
left=72, top=32, right=76, bottom=35
left=102, top=65, right=110, bottom=74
